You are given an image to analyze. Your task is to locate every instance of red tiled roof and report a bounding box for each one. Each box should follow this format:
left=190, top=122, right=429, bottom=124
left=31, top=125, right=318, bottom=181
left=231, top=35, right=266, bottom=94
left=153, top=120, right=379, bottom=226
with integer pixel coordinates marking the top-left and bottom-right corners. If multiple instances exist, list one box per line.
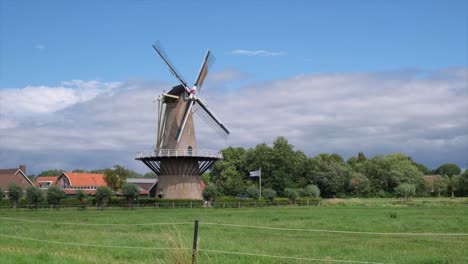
left=0, top=168, right=34, bottom=190
left=60, top=172, right=107, bottom=187
left=34, top=176, right=58, bottom=187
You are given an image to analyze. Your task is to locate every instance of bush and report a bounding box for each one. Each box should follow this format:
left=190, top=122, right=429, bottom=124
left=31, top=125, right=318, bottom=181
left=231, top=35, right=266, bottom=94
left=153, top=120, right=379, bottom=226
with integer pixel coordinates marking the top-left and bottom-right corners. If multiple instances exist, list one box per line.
left=0, top=187, right=3, bottom=201
left=246, top=185, right=260, bottom=199
left=25, top=186, right=44, bottom=208
left=301, top=185, right=321, bottom=198
left=262, top=188, right=277, bottom=201
left=203, top=183, right=218, bottom=204
left=284, top=188, right=299, bottom=202
left=46, top=186, right=66, bottom=206
left=95, top=186, right=113, bottom=208
left=7, top=183, right=23, bottom=208
left=76, top=190, right=88, bottom=208
left=395, top=183, right=416, bottom=200
left=121, top=183, right=139, bottom=207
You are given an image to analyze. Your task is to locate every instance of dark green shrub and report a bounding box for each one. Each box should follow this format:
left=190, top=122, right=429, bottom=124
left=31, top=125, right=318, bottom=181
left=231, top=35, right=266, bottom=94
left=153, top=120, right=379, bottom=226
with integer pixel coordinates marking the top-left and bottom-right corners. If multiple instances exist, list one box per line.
left=76, top=190, right=88, bottom=208
left=0, top=187, right=4, bottom=201
left=7, top=183, right=23, bottom=208
left=246, top=185, right=260, bottom=199
left=284, top=188, right=299, bottom=202
left=121, top=183, right=139, bottom=208
left=25, top=186, right=44, bottom=208
left=46, top=186, right=66, bottom=207
left=202, top=183, right=218, bottom=204
left=302, top=184, right=321, bottom=198
left=95, top=186, right=113, bottom=208
left=262, top=188, right=277, bottom=201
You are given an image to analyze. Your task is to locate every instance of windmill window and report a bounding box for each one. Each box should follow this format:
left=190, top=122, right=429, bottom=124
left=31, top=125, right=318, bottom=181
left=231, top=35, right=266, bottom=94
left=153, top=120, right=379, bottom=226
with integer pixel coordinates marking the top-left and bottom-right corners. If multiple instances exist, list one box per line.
left=188, top=146, right=193, bottom=155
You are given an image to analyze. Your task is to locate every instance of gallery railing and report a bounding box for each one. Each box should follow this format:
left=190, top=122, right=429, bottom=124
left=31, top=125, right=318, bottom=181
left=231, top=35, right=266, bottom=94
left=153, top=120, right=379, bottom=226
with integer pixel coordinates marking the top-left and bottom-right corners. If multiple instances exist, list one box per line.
left=136, top=149, right=223, bottom=159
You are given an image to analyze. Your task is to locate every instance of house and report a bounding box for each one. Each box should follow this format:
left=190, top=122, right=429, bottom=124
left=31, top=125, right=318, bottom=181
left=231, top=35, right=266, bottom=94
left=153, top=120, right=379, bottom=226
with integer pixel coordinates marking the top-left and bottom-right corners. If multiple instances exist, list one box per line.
left=34, top=176, right=58, bottom=190
left=126, top=178, right=158, bottom=198
left=55, top=172, right=107, bottom=195
left=0, top=165, right=34, bottom=195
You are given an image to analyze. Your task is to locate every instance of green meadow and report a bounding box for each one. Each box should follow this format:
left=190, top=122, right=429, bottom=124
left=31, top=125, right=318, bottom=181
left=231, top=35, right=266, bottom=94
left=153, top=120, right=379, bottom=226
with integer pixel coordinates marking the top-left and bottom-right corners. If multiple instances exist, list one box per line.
left=0, top=198, right=467, bottom=264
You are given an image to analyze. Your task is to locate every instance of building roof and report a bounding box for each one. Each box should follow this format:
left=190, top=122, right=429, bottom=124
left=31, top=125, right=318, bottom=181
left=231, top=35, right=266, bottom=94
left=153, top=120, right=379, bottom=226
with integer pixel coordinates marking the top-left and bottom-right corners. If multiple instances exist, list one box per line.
left=60, top=172, right=107, bottom=187
left=127, top=178, right=157, bottom=190
left=0, top=168, right=34, bottom=190
left=34, top=176, right=58, bottom=187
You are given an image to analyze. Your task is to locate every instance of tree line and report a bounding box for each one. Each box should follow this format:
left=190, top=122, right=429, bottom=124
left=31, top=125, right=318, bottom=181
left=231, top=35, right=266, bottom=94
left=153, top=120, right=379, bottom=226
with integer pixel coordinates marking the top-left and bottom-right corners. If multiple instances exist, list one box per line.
left=205, top=136, right=468, bottom=198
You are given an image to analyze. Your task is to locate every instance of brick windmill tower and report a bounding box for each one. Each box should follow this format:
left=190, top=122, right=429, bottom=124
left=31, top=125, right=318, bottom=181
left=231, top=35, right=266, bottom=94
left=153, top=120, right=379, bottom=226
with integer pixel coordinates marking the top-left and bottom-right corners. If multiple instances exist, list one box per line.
left=136, top=42, right=229, bottom=199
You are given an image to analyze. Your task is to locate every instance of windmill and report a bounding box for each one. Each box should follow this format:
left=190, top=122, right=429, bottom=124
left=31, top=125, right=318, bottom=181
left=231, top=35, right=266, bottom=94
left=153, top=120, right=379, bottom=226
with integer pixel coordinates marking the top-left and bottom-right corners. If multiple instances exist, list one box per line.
left=136, top=42, right=229, bottom=199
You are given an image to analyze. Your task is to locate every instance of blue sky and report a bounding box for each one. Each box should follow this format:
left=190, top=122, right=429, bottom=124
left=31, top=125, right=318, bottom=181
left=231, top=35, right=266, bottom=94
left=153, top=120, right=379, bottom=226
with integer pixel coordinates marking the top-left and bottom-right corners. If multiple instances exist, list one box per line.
left=2, top=0, right=466, bottom=87
left=0, top=0, right=467, bottom=174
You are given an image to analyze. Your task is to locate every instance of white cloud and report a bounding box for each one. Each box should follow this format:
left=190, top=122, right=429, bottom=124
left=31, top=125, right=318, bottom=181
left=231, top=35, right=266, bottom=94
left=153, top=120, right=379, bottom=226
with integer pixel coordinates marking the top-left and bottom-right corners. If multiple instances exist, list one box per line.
left=0, top=69, right=467, bottom=174
left=0, top=80, right=120, bottom=116
left=231, top=49, right=287, bottom=57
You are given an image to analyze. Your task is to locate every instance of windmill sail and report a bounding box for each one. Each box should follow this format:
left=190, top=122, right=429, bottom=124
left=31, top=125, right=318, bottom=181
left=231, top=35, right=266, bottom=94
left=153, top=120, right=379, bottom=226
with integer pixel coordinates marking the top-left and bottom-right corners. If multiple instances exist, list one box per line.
left=194, top=99, right=229, bottom=137
left=194, top=50, right=215, bottom=92
left=152, top=41, right=190, bottom=92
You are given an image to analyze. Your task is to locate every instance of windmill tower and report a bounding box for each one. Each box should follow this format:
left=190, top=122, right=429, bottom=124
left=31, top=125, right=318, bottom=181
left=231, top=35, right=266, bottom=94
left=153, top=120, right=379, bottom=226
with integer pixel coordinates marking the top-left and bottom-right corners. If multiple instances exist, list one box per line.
left=136, top=42, right=229, bottom=199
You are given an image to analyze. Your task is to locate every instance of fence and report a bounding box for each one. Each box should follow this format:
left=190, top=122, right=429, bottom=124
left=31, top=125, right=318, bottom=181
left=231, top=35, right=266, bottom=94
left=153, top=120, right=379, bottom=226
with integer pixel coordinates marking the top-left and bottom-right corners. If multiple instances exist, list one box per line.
left=0, top=214, right=466, bottom=263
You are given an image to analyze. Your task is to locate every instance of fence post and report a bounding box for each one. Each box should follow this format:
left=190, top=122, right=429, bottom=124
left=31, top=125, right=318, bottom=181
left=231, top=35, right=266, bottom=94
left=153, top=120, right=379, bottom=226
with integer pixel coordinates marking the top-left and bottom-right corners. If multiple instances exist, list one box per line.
left=191, top=220, right=199, bottom=264
left=172, top=201, right=175, bottom=208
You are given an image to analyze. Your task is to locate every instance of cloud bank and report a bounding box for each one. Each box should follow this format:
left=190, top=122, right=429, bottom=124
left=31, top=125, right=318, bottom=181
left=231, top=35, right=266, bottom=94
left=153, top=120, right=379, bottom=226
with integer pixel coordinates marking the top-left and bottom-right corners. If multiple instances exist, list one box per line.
left=0, top=68, right=467, bottom=174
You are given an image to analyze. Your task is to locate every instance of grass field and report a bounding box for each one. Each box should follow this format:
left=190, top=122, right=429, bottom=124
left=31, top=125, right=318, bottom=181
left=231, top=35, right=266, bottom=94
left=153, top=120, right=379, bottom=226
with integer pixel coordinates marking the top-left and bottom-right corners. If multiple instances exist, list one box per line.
left=0, top=198, right=467, bottom=264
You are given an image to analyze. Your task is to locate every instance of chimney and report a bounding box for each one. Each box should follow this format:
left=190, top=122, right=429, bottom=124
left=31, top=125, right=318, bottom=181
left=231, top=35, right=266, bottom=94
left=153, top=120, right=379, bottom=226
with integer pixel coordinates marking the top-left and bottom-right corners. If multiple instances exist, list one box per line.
left=19, top=165, right=26, bottom=174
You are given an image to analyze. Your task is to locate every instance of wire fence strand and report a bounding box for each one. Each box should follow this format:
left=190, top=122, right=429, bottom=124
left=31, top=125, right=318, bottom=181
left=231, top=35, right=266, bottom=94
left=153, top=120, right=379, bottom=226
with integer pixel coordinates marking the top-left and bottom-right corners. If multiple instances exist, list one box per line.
left=202, top=222, right=468, bottom=236
left=0, top=233, right=187, bottom=251
left=199, top=248, right=391, bottom=264
left=0, top=216, right=192, bottom=226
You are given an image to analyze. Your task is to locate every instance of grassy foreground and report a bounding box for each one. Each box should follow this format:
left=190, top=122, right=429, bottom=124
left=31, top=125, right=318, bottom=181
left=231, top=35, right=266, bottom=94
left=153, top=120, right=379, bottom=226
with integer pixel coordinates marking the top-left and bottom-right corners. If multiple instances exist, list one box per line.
left=0, top=198, right=467, bottom=264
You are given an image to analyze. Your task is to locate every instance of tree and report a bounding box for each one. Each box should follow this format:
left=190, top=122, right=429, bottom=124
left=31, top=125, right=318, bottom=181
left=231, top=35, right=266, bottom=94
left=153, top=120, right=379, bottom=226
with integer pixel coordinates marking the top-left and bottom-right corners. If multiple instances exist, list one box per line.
left=76, top=190, right=88, bottom=209
left=202, top=183, right=218, bottom=206
left=8, top=183, right=23, bottom=209
left=46, top=186, right=66, bottom=207
left=25, top=186, right=44, bottom=208
left=0, top=187, right=4, bottom=201
left=95, top=186, right=113, bottom=208
left=284, top=188, right=298, bottom=202
left=348, top=172, right=371, bottom=197
left=433, top=175, right=449, bottom=197
left=38, top=169, right=64, bottom=177
left=459, top=170, right=468, bottom=196
left=143, top=172, right=157, bottom=178
left=435, top=163, right=461, bottom=177
left=301, top=184, right=321, bottom=198
left=104, top=165, right=130, bottom=191
left=307, top=154, right=351, bottom=197
left=262, top=188, right=277, bottom=201
left=394, top=183, right=416, bottom=200
left=246, top=185, right=260, bottom=199
left=121, top=183, right=139, bottom=208
left=448, top=175, right=461, bottom=198
left=356, top=154, right=424, bottom=195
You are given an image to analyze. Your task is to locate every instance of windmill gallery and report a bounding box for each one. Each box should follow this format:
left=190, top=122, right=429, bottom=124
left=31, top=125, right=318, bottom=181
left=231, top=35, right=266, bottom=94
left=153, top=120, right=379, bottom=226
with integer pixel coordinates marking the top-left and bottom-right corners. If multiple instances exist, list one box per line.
left=136, top=42, right=230, bottom=200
